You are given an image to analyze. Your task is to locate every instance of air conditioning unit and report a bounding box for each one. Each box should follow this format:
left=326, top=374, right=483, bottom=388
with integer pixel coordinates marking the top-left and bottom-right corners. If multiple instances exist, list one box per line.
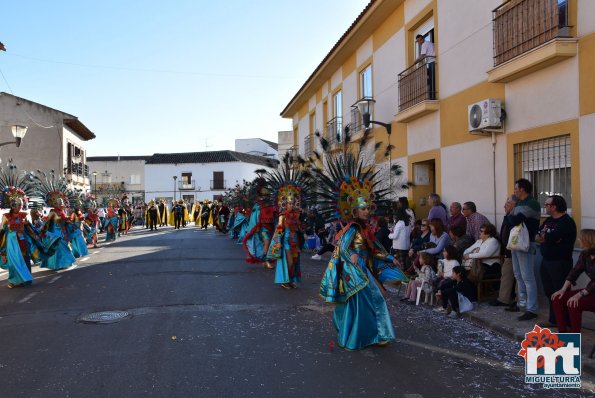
left=468, top=98, right=502, bottom=133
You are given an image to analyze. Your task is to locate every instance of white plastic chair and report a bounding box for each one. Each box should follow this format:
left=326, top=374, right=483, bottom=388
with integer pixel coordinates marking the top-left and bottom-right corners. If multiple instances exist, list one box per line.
left=416, top=280, right=434, bottom=306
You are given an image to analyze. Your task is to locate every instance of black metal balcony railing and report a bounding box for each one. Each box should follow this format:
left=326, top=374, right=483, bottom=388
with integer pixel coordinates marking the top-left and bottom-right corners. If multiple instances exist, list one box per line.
left=178, top=179, right=196, bottom=190
left=349, top=106, right=364, bottom=134
left=397, top=57, right=437, bottom=112
left=325, top=116, right=342, bottom=145
left=493, top=0, right=570, bottom=67
left=69, top=162, right=89, bottom=177
left=304, top=135, right=312, bottom=158
left=210, top=180, right=226, bottom=190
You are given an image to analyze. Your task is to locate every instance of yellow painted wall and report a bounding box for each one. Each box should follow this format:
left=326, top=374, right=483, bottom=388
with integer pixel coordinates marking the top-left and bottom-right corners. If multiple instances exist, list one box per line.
left=506, top=119, right=581, bottom=228
left=342, top=53, right=357, bottom=80
left=373, top=6, right=404, bottom=52
left=298, top=103, right=308, bottom=119
left=579, top=31, right=595, bottom=116
left=440, top=81, right=505, bottom=147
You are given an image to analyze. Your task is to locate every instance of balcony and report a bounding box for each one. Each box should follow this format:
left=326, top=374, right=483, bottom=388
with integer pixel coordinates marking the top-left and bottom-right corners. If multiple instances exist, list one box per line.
left=303, top=135, right=312, bottom=158
left=210, top=180, right=226, bottom=190
left=325, top=116, right=342, bottom=146
left=488, top=0, right=576, bottom=83
left=394, top=57, right=439, bottom=123
left=178, top=179, right=196, bottom=190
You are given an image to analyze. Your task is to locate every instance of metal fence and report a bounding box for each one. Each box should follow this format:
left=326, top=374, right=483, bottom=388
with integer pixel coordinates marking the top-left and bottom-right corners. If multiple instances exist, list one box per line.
left=492, top=0, right=569, bottom=66
left=397, top=57, right=436, bottom=112
left=513, top=134, right=571, bottom=212
left=325, top=116, right=342, bottom=145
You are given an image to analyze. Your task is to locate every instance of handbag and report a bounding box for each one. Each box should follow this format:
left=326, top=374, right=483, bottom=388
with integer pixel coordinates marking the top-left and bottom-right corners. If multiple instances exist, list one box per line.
left=457, top=292, right=474, bottom=313
left=507, top=222, right=530, bottom=252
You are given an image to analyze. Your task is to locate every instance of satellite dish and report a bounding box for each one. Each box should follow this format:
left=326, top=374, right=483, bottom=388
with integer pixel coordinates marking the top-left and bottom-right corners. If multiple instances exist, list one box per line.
left=469, top=104, right=483, bottom=129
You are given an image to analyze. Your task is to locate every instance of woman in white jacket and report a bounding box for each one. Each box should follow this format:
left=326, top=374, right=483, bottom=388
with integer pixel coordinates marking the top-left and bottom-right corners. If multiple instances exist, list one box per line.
left=463, top=223, right=501, bottom=283
left=389, top=208, right=411, bottom=268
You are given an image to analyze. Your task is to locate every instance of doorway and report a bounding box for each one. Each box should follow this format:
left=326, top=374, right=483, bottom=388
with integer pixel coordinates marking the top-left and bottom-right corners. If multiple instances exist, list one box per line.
left=411, top=159, right=435, bottom=220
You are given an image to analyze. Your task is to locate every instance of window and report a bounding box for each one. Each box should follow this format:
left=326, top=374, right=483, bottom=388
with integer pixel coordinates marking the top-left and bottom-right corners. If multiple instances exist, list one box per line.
left=181, top=172, right=192, bottom=184
left=514, top=135, right=571, bottom=213
left=333, top=90, right=342, bottom=141
left=212, top=171, right=225, bottom=190
left=360, top=65, right=372, bottom=99
left=129, top=175, right=141, bottom=184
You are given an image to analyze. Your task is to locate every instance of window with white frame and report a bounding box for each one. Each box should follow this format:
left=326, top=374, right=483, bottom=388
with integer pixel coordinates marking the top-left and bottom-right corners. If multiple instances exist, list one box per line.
left=360, top=65, right=372, bottom=99
left=514, top=135, right=571, bottom=213
left=333, top=90, right=342, bottom=142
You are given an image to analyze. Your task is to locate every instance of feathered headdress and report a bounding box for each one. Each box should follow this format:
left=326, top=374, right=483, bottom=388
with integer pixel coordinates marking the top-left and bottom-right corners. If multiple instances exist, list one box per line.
left=263, top=153, right=311, bottom=212
left=106, top=197, right=120, bottom=208
left=311, top=126, right=392, bottom=222
left=84, top=192, right=97, bottom=210
left=0, top=161, right=41, bottom=209
left=30, top=169, right=72, bottom=208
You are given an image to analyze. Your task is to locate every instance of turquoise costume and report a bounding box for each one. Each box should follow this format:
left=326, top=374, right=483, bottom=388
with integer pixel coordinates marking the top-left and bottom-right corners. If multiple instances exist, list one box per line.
left=269, top=210, right=302, bottom=285
left=0, top=211, right=34, bottom=286
left=320, top=222, right=407, bottom=349
left=311, top=129, right=409, bottom=350
left=41, top=210, right=76, bottom=270
left=104, top=200, right=120, bottom=242
left=69, top=213, right=89, bottom=258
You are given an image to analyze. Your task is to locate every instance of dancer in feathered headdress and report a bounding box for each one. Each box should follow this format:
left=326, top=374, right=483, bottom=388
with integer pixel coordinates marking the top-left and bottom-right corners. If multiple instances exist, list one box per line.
left=83, top=193, right=99, bottom=248
left=242, top=175, right=277, bottom=267
left=67, top=190, right=89, bottom=258
left=104, top=197, right=121, bottom=242
left=30, top=169, right=76, bottom=271
left=312, top=127, right=408, bottom=350
left=0, top=162, right=45, bottom=287
left=265, top=153, right=311, bottom=289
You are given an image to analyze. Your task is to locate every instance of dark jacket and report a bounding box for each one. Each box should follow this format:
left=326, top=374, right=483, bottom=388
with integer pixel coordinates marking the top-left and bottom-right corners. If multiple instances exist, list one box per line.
left=505, top=196, right=541, bottom=242
left=538, top=214, right=577, bottom=261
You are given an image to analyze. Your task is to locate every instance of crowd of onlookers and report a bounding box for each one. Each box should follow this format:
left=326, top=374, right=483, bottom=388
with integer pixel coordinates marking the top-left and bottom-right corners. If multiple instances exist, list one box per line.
left=307, top=178, right=595, bottom=334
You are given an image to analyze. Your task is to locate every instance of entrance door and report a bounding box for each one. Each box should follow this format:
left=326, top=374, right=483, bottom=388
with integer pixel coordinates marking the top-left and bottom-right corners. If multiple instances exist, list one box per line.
left=411, top=159, right=435, bottom=220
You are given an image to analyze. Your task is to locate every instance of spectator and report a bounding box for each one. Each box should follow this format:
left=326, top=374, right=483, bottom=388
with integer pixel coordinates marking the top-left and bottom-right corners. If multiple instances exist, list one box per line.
left=536, top=195, right=577, bottom=325
left=428, top=193, right=447, bottom=225
left=402, top=252, right=436, bottom=304
left=433, top=245, right=461, bottom=294
left=446, top=202, right=467, bottom=232
left=463, top=223, right=501, bottom=285
left=448, top=224, right=474, bottom=258
left=436, top=266, right=477, bottom=318
left=420, top=218, right=452, bottom=259
left=551, top=229, right=595, bottom=333
left=389, top=208, right=411, bottom=268
left=398, top=197, right=416, bottom=226
left=506, top=178, right=541, bottom=321
left=97, top=207, right=106, bottom=233
left=415, top=34, right=436, bottom=100
left=462, top=201, right=490, bottom=240
left=490, top=196, right=518, bottom=307
left=375, top=217, right=392, bottom=253
left=312, top=221, right=342, bottom=260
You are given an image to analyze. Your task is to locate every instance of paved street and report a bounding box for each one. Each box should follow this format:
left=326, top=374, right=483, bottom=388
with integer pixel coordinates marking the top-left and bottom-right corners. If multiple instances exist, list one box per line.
left=0, top=226, right=593, bottom=397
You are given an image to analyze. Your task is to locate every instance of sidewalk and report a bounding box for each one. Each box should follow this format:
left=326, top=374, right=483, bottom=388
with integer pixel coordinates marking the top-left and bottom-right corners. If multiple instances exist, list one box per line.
left=463, top=296, right=595, bottom=376
left=304, top=251, right=595, bottom=376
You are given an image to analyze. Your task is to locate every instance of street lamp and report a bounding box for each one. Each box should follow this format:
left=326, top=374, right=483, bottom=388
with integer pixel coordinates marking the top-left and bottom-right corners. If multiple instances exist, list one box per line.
left=0, top=125, right=28, bottom=148
left=355, top=97, right=394, bottom=198
left=93, top=171, right=97, bottom=193
left=173, top=176, right=177, bottom=201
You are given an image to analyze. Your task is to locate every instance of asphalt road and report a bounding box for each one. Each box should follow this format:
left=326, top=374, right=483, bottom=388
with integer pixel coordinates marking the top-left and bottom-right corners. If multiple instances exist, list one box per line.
left=0, top=226, right=592, bottom=397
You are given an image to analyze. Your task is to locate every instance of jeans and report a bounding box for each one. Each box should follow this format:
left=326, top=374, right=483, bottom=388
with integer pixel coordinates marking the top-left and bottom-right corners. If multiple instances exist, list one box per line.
left=511, top=242, right=538, bottom=313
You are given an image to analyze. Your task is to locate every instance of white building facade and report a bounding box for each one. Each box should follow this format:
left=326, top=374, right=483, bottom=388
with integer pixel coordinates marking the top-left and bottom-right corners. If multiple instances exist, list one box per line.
left=234, top=138, right=278, bottom=159
left=280, top=0, right=595, bottom=230
left=144, top=150, right=278, bottom=203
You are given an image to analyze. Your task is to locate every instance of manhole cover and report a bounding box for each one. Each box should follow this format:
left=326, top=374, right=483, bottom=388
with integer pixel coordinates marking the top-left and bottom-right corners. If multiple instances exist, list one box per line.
left=77, top=310, right=130, bottom=324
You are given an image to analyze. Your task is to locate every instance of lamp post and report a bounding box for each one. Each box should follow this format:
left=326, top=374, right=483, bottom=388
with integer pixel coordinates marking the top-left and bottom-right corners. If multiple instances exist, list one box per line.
left=93, top=171, right=97, bottom=193
left=355, top=98, right=394, bottom=198
left=0, top=125, right=28, bottom=148
left=173, top=176, right=177, bottom=201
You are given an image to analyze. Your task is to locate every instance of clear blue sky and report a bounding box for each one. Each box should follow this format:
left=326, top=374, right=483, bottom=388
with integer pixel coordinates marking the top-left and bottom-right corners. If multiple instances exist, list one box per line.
left=0, top=0, right=369, bottom=155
